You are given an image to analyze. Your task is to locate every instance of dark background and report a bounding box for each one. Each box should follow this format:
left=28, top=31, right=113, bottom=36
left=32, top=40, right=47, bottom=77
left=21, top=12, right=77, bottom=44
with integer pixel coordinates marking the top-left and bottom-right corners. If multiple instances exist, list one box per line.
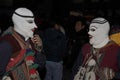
left=0, top=0, right=120, bottom=31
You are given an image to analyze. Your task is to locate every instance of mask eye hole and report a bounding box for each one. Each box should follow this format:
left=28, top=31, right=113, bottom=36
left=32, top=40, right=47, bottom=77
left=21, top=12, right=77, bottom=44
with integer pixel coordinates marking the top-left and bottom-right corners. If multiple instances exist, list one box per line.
left=27, top=20, right=34, bottom=23
left=90, top=28, right=96, bottom=32
left=89, top=26, right=97, bottom=32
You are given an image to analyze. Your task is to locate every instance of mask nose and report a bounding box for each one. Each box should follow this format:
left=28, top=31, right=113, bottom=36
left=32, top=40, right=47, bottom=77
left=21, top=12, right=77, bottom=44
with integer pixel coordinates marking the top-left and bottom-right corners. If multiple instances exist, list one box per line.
left=88, top=30, right=90, bottom=35
left=34, top=23, right=38, bottom=28
left=35, top=25, right=38, bottom=28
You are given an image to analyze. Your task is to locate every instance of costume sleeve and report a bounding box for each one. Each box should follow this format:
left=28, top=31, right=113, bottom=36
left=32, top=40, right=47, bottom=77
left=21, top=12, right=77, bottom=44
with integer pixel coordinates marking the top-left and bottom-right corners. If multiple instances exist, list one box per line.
left=0, top=41, right=12, bottom=79
left=115, top=49, right=120, bottom=79
left=34, top=51, right=46, bottom=70
left=70, top=50, right=83, bottom=80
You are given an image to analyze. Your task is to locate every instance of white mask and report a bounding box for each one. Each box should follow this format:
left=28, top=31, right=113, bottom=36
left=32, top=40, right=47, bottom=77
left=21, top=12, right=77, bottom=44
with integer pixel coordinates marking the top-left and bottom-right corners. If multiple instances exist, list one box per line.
left=88, top=17, right=110, bottom=48
left=12, top=8, right=37, bottom=41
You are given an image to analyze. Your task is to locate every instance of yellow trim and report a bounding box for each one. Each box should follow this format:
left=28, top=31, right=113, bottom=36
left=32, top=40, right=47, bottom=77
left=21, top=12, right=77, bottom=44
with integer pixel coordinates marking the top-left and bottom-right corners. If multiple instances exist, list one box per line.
left=110, top=32, right=120, bottom=46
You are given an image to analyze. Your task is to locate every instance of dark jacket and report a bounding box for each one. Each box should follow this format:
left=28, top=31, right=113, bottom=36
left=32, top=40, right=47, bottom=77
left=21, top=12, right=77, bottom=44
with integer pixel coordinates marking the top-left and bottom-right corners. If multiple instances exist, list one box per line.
left=43, top=28, right=67, bottom=62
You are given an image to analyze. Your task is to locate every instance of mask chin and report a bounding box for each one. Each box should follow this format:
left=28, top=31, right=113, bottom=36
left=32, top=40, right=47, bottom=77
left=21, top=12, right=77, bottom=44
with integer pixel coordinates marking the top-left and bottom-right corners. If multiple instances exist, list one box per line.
left=22, top=31, right=33, bottom=41
left=14, top=26, right=33, bottom=40
left=24, top=30, right=34, bottom=40
left=91, top=37, right=110, bottom=48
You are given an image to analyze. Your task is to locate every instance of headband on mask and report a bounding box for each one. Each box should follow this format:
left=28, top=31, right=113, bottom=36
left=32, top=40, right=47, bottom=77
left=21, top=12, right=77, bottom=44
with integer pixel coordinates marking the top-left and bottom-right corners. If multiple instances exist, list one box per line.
left=91, top=17, right=108, bottom=24
left=14, top=12, right=34, bottom=18
left=13, top=7, right=34, bottom=19
left=90, top=17, right=110, bottom=32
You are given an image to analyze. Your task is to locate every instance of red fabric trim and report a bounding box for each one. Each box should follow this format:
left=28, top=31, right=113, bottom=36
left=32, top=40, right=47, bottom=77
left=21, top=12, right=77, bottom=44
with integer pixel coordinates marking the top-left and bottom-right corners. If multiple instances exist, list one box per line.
left=6, top=49, right=26, bottom=71
left=26, top=56, right=34, bottom=61
left=29, top=69, right=37, bottom=74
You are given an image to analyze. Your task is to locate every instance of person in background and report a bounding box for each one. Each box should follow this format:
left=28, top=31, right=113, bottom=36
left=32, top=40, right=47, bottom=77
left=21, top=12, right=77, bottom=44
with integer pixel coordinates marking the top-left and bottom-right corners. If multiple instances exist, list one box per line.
left=68, top=16, right=89, bottom=80
left=68, top=16, right=89, bottom=69
left=0, top=7, right=44, bottom=80
left=43, top=20, right=67, bottom=80
left=73, top=17, right=120, bottom=80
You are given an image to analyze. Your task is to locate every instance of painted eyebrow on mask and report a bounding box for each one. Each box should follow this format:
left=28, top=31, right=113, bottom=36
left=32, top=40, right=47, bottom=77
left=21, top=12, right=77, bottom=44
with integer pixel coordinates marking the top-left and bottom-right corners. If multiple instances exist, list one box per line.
left=14, top=12, right=34, bottom=18
left=90, top=26, right=98, bottom=29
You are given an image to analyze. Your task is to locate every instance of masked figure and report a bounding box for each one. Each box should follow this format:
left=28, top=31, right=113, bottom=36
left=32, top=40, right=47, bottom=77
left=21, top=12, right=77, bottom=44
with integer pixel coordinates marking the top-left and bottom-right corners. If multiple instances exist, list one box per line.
left=74, top=17, right=120, bottom=80
left=0, top=7, right=43, bottom=80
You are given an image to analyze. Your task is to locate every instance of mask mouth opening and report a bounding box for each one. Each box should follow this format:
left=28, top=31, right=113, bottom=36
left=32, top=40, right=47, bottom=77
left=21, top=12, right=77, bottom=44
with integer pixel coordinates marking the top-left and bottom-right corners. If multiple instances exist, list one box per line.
left=31, top=28, right=35, bottom=32
left=89, top=35, right=92, bottom=39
